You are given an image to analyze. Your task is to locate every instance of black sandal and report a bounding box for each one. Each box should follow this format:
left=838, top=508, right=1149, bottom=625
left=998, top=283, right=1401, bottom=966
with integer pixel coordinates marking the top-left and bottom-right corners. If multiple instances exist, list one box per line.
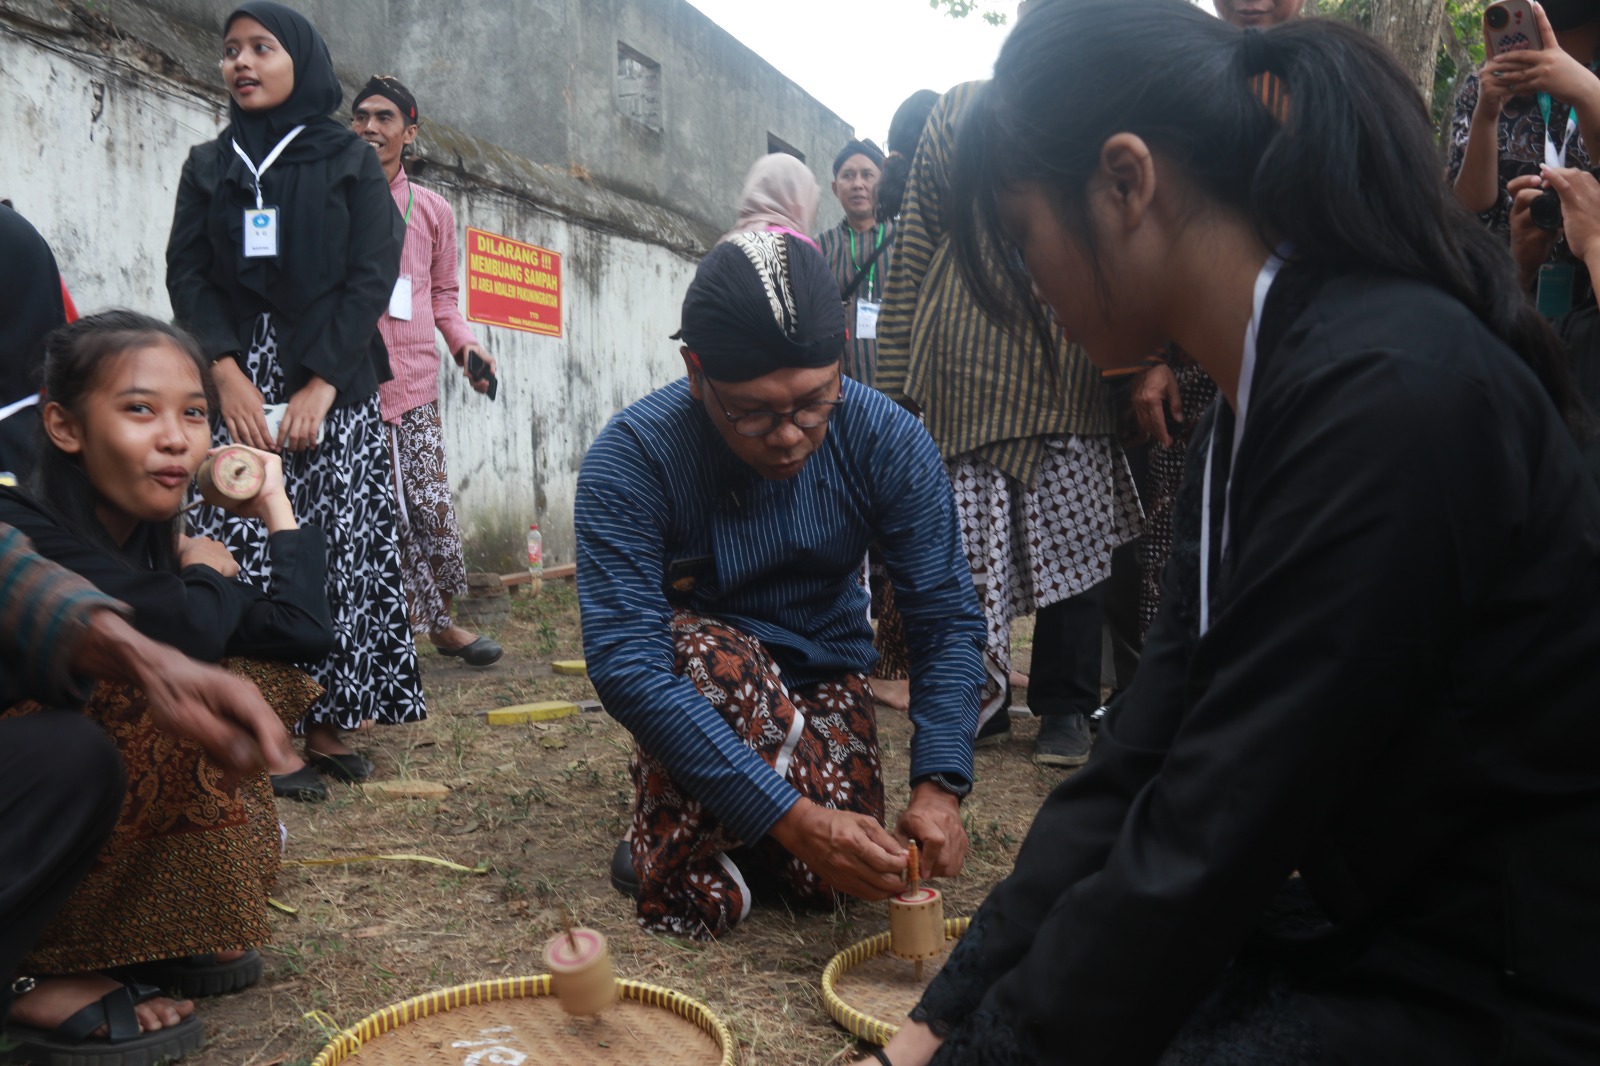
left=2, top=978, right=205, bottom=1065
left=110, top=950, right=264, bottom=998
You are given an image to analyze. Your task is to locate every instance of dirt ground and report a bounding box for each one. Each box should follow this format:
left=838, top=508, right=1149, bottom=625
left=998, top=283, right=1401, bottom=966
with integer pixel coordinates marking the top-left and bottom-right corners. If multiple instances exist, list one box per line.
left=191, top=583, right=1068, bottom=1065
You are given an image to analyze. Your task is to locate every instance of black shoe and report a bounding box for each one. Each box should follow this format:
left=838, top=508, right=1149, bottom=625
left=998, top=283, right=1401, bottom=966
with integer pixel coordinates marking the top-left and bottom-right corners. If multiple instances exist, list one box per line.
left=974, top=708, right=1012, bottom=748
left=1033, top=712, right=1092, bottom=767
left=437, top=635, right=504, bottom=666
left=609, top=839, right=640, bottom=899
left=271, top=764, right=328, bottom=802
left=308, top=749, right=375, bottom=783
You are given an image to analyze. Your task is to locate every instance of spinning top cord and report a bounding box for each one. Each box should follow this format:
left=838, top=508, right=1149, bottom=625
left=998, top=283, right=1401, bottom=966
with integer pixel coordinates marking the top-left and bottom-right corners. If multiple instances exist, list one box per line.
left=561, top=903, right=578, bottom=953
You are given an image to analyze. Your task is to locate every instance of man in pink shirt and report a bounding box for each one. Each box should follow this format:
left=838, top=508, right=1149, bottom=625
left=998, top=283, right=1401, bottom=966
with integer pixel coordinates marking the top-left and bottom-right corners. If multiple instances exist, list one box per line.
left=353, top=76, right=502, bottom=666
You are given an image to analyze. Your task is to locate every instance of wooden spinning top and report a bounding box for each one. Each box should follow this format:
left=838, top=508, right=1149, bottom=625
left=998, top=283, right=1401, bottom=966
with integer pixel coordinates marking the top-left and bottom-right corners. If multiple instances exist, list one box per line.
left=544, top=915, right=615, bottom=1016
left=888, top=843, right=945, bottom=980
left=196, top=445, right=267, bottom=508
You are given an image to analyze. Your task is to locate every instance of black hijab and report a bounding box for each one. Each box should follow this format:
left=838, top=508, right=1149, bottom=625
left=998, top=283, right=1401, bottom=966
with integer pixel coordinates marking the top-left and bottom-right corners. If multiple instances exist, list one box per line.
left=215, top=2, right=367, bottom=313
left=0, top=205, right=66, bottom=477
left=678, top=232, right=847, bottom=382
left=0, top=204, right=65, bottom=405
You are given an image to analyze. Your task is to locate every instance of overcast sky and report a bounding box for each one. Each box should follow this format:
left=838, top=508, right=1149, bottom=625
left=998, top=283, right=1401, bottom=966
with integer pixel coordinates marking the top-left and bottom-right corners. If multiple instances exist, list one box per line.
left=682, top=1, right=1222, bottom=147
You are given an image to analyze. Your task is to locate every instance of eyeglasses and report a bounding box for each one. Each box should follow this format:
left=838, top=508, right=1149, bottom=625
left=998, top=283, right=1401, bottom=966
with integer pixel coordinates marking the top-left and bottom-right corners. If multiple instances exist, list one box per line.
left=700, top=374, right=844, bottom=438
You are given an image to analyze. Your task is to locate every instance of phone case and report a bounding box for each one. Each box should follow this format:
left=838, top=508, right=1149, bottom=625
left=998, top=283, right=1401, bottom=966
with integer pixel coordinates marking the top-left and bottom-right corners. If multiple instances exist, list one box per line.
left=1486, top=0, right=1542, bottom=57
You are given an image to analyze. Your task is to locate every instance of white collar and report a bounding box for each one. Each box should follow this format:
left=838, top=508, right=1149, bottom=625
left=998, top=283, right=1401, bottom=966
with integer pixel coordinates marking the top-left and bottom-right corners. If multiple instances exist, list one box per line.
left=1199, top=251, right=1285, bottom=637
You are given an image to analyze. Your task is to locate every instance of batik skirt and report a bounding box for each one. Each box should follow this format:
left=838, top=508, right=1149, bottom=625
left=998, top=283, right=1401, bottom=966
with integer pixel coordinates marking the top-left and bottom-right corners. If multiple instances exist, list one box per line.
left=389, top=401, right=469, bottom=635
left=6, top=661, right=319, bottom=972
left=191, top=316, right=426, bottom=731
left=947, top=434, right=1142, bottom=723
left=629, top=611, right=884, bottom=940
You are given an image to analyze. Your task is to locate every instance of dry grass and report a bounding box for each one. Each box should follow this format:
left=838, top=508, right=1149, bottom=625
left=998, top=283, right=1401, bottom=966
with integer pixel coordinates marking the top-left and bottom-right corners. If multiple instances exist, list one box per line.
left=189, top=584, right=1068, bottom=1065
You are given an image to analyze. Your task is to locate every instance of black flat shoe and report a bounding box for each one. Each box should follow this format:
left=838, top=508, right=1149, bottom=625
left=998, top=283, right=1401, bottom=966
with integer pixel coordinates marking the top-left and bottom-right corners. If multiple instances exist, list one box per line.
left=436, top=635, right=504, bottom=667
left=270, top=765, right=327, bottom=802
left=307, top=749, right=375, bottom=783
left=609, top=839, right=640, bottom=900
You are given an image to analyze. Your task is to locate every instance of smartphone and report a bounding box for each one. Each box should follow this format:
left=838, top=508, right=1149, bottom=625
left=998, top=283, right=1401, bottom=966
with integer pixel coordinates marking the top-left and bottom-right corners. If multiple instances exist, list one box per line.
left=1485, top=0, right=1543, bottom=57
left=467, top=350, right=499, bottom=401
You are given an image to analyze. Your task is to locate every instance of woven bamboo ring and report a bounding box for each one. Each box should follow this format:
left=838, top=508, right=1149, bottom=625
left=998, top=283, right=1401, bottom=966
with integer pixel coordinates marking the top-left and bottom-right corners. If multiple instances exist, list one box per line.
left=821, top=917, right=970, bottom=1046
left=309, top=975, right=736, bottom=1065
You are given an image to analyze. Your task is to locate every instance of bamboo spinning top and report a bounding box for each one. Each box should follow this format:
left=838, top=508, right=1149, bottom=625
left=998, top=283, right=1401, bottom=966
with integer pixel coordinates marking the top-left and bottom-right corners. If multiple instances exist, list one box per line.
left=544, top=906, right=615, bottom=1016
left=888, top=841, right=945, bottom=982
left=196, top=445, right=267, bottom=508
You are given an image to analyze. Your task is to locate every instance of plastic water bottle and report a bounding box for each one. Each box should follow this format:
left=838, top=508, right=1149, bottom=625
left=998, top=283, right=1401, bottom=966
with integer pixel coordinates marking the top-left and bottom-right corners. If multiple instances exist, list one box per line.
left=526, top=523, right=543, bottom=597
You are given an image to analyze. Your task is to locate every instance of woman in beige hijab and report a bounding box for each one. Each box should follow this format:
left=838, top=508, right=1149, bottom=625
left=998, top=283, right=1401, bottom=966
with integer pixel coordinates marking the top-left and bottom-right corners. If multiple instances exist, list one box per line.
left=722, top=152, right=821, bottom=248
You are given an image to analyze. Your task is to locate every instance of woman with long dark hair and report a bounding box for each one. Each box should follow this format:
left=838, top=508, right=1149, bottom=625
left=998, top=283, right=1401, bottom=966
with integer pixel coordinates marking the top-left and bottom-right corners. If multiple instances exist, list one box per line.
left=0, top=311, right=330, bottom=1063
left=874, top=3, right=1600, bottom=1064
left=166, top=1, right=423, bottom=799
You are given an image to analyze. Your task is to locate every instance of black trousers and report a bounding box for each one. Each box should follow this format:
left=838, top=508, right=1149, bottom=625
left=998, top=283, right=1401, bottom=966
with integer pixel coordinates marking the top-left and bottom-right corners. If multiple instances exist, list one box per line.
left=0, top=713, right=124, bottom=1014
left=1027, top=580, right=1107, bottom=719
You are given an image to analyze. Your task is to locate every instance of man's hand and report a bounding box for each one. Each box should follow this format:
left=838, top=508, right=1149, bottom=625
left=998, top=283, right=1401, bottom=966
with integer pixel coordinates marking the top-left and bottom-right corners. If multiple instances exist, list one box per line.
left=280, top=376, right=337, bottom=452
left=1132, top=364, right=1182, bottom=448
left=895, top=782, right=968, bottom=880
left=1508, top=173, right=1562, bottom=292
left=212, top=358, right=273, bottom=450
left=459, top=343, right=498, bottom=396
left=72, top=610, right=293, bottom=779
left=769, top=797, right=908, bottom=900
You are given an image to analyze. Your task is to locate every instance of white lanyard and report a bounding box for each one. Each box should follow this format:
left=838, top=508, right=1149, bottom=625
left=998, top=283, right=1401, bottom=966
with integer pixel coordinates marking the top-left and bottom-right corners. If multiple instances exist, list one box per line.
left=231, top=125, right=306, bottom=209
left=0, top=393, right=40, bottom=423
left=1198, top=252, right=1284, bottom=637
left=1540, top=92, right=1579, bottom=170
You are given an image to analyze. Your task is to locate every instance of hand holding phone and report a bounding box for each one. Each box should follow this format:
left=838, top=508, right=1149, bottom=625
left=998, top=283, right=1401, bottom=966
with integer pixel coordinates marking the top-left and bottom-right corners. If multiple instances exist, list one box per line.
left=465, top=348, right=499, bottom=402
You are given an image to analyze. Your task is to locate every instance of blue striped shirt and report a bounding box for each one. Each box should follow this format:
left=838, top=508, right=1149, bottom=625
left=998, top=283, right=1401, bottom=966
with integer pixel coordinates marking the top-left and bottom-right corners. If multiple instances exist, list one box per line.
left=576, top=376, right=986, bottom=844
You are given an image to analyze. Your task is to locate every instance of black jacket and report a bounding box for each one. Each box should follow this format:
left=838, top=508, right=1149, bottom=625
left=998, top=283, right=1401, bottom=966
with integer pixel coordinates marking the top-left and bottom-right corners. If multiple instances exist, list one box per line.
left=165, top=136, right=402, bottom=407
left=919, top=267, right=1600, bottom=1064
left=0, top=488, right=332, bottom=665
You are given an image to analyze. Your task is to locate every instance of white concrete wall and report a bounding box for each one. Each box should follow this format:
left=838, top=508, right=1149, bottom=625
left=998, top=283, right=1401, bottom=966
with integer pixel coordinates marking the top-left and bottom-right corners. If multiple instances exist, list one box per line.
left=1, top=25, right=698, bottom=567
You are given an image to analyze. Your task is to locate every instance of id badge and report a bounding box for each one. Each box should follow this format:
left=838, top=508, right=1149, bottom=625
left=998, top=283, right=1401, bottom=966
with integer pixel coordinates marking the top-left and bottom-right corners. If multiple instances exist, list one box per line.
left=242, top=207, right=279, bottom=258
left=389, top=275, right=414, bottom=321
left=1537, top=262, right=1576, bottom=320
left=856, top=300, right=881, bottom=341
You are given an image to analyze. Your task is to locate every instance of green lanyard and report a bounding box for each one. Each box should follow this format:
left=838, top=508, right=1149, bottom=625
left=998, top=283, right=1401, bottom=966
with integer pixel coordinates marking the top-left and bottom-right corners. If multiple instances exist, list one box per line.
left=1538, top=61, right=1600, bottom=170
left=848, top=223, right=884, bottom=301
left=402, top=186, right=414, bottom=226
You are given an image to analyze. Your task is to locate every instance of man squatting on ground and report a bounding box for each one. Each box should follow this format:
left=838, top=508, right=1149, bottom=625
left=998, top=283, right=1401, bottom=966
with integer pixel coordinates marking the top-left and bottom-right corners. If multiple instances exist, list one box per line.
left=1, top=522, right=289, bottom=1039
left=576, top=232, right=987, bottom=937
left=351, top=75, right=504, bottom=667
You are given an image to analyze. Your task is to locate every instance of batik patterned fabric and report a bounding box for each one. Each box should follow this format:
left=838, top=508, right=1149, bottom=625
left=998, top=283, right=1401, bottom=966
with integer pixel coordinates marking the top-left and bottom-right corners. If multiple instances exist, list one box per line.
left=871, top=571, right=910, bottom=681
left=1140, top=364, right=1219, bottom=640
left=389, top=401, right=468, bottom=635
left=948, top=435, right=1142, bottom=719
left=191, top=315, right=426, bottom=730
left=5, top=659, right=319, bottom=972
left=629, top=610, right=884, bottom=939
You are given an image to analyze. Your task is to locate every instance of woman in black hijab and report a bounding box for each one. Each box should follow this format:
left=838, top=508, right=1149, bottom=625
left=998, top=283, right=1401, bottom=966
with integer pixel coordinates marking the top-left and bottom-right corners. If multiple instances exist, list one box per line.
left=0, top=203, right=68, bottom=480
left=167, top=1, right=424, bottom=800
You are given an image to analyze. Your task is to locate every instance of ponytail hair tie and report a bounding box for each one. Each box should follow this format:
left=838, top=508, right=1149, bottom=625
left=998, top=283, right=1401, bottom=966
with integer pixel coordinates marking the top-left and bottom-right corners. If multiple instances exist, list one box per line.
left=1242, top=30, right=1291, bottom=126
